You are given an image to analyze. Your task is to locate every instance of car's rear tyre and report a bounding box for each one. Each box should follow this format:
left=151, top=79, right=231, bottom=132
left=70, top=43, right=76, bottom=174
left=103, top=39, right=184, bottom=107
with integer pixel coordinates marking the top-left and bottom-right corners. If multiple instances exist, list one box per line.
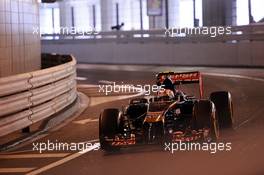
left=99, top=108, right=121, bottom=152
left=192, top=100, right=219, bottom=141
left=210, top=91, right=234, bottom=129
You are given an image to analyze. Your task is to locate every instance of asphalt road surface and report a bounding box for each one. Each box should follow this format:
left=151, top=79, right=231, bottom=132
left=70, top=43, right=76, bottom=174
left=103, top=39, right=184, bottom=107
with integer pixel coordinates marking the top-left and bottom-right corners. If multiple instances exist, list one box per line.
left=0, top=65, right=263, bottom=175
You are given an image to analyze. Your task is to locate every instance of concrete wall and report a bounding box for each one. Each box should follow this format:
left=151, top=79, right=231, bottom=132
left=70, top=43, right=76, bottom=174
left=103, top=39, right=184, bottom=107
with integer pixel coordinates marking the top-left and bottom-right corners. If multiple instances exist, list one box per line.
left=0, top=0, right=41, bottom=77
left=41, top=40, right=264, bottom=67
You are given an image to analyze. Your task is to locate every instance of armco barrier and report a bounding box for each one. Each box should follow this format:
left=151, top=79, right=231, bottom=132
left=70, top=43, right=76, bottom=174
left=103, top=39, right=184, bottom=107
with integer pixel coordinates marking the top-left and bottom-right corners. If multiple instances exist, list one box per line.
left=0, top=54, right=77, bottom=137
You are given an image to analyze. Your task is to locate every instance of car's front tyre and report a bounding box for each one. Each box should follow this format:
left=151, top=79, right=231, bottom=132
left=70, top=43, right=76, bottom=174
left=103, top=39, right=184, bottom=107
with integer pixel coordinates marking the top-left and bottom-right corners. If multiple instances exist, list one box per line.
left=99, top=108, right=121, bottom=152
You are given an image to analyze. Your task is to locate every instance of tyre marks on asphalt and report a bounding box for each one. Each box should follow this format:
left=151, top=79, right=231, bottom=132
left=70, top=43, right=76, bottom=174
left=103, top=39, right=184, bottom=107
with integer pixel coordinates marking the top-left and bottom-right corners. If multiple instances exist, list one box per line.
left=0, top=140, right=100, bottom=175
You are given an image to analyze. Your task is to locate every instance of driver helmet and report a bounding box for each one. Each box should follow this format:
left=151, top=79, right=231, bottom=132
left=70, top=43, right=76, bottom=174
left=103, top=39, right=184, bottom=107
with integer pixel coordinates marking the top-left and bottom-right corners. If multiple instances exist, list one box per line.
left=157, top=89, right=175, bottom=100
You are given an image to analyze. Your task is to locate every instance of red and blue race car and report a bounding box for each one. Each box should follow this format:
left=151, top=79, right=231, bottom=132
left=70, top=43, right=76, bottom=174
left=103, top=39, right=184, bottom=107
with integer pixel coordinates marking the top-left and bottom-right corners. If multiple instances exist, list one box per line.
left=99, top=71, right=234, bottom=151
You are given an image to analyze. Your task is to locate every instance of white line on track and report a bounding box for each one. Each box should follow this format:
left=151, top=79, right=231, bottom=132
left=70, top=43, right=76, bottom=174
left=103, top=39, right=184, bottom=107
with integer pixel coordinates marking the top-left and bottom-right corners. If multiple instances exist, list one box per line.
left=25, top=141, right=100, bottom=175
left=0, top=153, right=70, bottom=159
left=98, top=80, right=115, bottom=84
left=77, top=84, right=98, bottom=88
left=73, top=118, right=99, bottom=125
left=0, top=168, right=36, bottom=173
left=76, top=77, right=88, bottom=81
left=83, top=139, right=99, bottom=143
left=234, top=118, right=251, bottom=130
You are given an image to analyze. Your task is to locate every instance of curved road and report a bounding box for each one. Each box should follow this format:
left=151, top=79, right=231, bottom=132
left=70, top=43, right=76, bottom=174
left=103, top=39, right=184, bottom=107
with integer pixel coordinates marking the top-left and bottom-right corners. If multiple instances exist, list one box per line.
left=0, top=65, right=263, bottom=175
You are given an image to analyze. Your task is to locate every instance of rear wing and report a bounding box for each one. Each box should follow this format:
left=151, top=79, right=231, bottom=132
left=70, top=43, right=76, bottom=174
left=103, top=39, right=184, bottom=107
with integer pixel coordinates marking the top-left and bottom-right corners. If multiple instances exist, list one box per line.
left=156, top=71, right=204, bottom=98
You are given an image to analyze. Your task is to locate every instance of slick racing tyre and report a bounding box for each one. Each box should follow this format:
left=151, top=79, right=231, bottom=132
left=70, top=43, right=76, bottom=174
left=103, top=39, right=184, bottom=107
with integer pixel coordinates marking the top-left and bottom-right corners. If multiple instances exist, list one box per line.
left=210, top=91, right=234, bottom=129
left=192, top=100, right=219, bottom=141
left=99, top=108, right=121, bottom=151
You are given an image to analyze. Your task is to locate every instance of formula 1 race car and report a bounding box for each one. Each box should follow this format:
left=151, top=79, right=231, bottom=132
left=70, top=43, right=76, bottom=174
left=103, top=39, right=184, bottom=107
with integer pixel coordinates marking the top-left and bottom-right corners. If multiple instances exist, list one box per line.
left=99, top=71, right=234, bottom=151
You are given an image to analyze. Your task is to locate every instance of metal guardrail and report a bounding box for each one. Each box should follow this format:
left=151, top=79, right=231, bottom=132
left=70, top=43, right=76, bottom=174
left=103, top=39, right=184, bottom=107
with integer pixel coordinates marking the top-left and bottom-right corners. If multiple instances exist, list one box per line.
left=41, top=25, right=264, bottom=43
left=0, top=54, right=77, bottom=137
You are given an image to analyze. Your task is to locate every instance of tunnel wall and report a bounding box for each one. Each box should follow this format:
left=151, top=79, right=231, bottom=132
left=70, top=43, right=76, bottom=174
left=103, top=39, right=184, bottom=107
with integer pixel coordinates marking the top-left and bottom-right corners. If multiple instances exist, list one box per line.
left=0, top=0, right=41, bottom=77
left=41, top=40, right=264, bottom=67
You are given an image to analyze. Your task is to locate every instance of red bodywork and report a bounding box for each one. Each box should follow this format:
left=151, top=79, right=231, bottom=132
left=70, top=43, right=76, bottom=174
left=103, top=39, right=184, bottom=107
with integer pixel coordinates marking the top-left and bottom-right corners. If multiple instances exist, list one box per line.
left=156, top=71, right=204, bottom=98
